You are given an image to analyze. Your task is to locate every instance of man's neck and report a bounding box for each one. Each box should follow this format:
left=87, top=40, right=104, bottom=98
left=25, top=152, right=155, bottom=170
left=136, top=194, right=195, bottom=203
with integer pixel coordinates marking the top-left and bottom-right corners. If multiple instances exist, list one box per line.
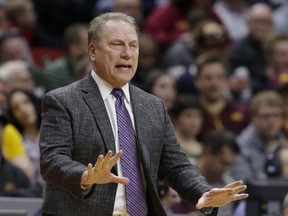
left=201, top=97, right=226, bottom=115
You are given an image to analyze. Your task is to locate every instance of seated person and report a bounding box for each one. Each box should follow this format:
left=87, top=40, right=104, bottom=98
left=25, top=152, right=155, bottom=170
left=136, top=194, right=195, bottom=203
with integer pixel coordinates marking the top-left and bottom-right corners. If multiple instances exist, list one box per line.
left=0, top=109, right=31, bottom=196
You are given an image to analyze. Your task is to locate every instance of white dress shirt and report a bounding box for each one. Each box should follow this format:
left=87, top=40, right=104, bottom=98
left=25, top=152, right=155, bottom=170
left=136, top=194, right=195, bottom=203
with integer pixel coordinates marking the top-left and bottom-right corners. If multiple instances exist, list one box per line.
left=91, top=70, right=134, bottom=215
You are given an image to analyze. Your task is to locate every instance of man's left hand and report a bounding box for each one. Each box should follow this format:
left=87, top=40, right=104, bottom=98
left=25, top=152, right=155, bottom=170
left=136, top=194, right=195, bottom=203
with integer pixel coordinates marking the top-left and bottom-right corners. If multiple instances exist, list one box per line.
left=196, top=180, right=249, bottom=209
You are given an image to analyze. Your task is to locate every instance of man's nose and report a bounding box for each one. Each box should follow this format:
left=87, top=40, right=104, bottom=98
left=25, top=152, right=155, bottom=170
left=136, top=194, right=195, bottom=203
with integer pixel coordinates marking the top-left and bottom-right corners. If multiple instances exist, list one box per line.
left=120, top=45, right=133, bottom=58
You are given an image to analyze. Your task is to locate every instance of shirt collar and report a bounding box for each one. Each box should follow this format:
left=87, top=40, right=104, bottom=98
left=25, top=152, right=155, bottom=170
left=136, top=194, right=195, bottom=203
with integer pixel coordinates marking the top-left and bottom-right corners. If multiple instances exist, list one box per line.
left=91, top=70, right=131, bottom=104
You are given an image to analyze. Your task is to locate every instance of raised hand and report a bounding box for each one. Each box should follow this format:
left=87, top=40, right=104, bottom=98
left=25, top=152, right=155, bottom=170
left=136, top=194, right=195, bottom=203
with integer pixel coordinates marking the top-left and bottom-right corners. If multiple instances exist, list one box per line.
left=196, top=180, right=249, bottom=209
left=81, top=150, right=129, bottom=186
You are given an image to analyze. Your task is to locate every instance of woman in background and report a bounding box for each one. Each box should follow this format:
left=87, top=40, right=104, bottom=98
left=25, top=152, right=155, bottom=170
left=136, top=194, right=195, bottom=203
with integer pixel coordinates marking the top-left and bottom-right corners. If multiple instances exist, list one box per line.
left=6, top=89, right=42, bottom=196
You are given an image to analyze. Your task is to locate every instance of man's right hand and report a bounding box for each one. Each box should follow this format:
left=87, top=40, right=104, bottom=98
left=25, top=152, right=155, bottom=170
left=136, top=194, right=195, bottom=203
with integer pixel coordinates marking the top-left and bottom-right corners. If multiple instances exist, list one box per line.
left=81, top=150, right=130, bottom=186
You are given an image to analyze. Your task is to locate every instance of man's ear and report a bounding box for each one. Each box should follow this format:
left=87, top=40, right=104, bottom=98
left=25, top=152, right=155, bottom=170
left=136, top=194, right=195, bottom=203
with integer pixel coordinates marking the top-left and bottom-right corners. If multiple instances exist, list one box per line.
left=88, top=43, right=97, bottom=60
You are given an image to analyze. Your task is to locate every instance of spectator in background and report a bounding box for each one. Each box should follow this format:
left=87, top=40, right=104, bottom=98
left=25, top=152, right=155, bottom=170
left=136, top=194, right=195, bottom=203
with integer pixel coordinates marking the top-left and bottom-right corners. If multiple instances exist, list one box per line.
left=5, top=0, right=37, bottom=46
left=261, top=33, right=288, bottom=137
left=213, top=0, right=249, bottom=42
left=0, top=29, right=34, bottom=66
left=166, top=20, right=231, bottom=95
left=0, top=108, right=32, bottom=197
left=142, top=0, right=194, bottom=50
left=144, top=70, right=177, bottom=116
left=263, top=33, right=288, bottom=90
left=0, top=62, right=36, bottom=183
left=6, top=89, right=43, bottom=196
left=231, top=90, right=286, bottom=182
left=195, top=54, right=249, bottom=139
left=0, top=59, right=44, bottom=184
left=171, top=95, right=203, bottom=164
left=112, top=0, right=144, bottom=27
left=161, top=8, right=213, bottom=69
left=228, top=3, right=274, bottom=98
left=0, top=60, right=36, bottom=96
left=45, top=23, right=89, bottom=91
left=0, top=31, right=48, bottom=92
left=173, top=130, right=240, bottom=216
left=132, top=32, right=160, bottom=89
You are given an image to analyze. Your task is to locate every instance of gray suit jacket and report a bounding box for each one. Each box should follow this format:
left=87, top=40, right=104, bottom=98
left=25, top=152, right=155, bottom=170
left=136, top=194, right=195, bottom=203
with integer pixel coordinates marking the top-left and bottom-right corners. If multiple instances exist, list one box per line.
left=39, top=74, right=215, bottom=216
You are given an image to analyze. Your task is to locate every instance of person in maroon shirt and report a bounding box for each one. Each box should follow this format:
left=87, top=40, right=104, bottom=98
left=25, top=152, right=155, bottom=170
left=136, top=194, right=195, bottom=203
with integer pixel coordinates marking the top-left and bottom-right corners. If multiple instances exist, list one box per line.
left=143, top=0, right=221, bottom=51
left=195, top=54, right=250, bottom=140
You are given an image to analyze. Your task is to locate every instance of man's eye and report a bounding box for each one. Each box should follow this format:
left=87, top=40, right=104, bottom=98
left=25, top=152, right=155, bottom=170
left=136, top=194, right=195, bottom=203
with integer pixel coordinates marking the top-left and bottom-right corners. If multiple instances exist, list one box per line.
left=110, top=43, right=122, bottom=50
left=130, top=44, right=138, bottom=50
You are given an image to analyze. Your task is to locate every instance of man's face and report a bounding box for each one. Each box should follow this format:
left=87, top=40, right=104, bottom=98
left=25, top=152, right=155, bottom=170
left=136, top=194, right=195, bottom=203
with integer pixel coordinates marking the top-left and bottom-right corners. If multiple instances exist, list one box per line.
left=271, top=40, right=288, bottom=71
left=176, top=108, right=203, bottom=138
left=248, top=10, right=273, bottom=41
left=151, top=74, right=176, bottom=110
left=253, top=105, right=283, bottom=139
left=89, top=20, right=139, bottom=88
left=207, top=146, right=237, bottom=179
left=71, top=28, right=89, bottom=60
left=10, top=68, right=35, bottom=91
left=9, top=91, right=37, bottom=128
left=196, top=62, right=227, bottom=102
left=0, top=37, right=25, bottom=63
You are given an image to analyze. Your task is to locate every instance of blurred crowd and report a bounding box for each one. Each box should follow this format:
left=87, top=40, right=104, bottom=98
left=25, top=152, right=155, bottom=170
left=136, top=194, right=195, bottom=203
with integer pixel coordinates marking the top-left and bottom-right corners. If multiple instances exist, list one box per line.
left=0, top=0, right=288, bottom=215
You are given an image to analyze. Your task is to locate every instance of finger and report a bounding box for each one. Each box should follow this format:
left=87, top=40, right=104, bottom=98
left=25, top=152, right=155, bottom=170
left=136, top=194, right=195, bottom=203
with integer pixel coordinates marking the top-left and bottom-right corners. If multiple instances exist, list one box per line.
left=232, top=193, right=249, bottom=201
left=102, top=151, right=113, bottom=169
left=233, top=185, right=247, bottom=194
left=195, top=198, right=206, bottom=209
left=208, top=188, right=233, bottom=196
left=195, top=192, right=213, bottom=209
left=87, top=163, right=93, bottom=174
left=109, top=150, right=123, bottom=167
left=95, top=155, right=104, bottom=172
left=110, top=173, right=130, bottom=185
left=224, top=180, right=243, bottom=189
left=83, top=163, right=93, bottom=181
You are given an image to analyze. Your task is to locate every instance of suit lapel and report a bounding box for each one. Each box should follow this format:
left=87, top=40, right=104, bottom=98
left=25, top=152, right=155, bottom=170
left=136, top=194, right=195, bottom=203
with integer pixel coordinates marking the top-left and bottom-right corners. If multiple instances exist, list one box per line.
left=80, top=75, right=116, bottom=154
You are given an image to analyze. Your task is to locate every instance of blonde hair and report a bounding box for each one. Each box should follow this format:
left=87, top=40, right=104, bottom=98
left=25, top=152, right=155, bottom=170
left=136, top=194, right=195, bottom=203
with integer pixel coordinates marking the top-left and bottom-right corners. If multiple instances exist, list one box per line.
left=250, top=90, right=283, bottom=115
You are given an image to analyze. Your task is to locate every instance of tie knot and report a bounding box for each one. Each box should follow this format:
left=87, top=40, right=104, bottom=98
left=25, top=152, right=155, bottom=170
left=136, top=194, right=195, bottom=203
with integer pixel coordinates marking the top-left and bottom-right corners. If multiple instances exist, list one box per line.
left=111, top=88, right=124, bottom=99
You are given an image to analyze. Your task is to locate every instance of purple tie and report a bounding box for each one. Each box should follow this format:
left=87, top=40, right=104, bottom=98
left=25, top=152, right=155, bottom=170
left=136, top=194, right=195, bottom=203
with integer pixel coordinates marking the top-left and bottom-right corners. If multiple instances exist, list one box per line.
left=111, top=88, right=148, bottom=216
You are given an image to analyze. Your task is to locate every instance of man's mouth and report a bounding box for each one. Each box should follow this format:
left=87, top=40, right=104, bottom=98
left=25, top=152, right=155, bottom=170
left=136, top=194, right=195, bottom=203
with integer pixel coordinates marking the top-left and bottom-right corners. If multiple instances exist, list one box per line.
left=115, top=64, right=131, bottom=69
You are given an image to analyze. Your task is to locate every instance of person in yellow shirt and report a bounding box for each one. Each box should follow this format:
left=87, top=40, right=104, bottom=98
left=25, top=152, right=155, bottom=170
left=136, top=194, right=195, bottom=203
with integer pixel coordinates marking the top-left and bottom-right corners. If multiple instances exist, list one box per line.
left=2, top=122, right=34, bottom=181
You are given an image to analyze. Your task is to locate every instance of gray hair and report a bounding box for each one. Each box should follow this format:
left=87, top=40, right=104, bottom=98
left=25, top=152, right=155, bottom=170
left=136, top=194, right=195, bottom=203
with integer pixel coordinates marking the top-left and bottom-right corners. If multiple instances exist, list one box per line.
left=88, top=12, right=139, bottom=44
left=0, top=60, right=28, bottom=83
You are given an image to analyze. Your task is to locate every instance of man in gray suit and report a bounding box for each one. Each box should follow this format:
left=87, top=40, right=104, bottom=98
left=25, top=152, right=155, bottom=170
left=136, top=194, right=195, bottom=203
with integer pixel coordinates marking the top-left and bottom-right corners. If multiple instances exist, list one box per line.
left=39, top=12, right=248, bottom=216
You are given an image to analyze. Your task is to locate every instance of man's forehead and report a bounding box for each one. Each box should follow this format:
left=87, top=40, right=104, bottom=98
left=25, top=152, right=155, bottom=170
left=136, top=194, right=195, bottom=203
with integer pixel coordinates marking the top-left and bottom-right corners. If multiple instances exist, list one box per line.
left=103, top=20, right=135, bottom=30
left=100, top=21, right=138, bottom=40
